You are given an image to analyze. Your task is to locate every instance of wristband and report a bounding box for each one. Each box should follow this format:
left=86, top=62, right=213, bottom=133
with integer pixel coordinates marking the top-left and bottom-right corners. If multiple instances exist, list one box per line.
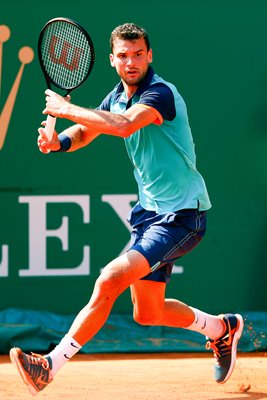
left=53, top=133, right=72, bottom=152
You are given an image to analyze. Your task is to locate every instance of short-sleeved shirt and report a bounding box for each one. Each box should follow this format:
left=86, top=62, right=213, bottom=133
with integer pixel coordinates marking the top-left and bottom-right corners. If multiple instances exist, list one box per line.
left=98, top=67, right=211, bottom=213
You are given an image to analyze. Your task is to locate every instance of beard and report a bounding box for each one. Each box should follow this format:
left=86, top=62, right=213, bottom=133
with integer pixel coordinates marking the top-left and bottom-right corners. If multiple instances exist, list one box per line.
left=122, top=68, right=148, bottom=86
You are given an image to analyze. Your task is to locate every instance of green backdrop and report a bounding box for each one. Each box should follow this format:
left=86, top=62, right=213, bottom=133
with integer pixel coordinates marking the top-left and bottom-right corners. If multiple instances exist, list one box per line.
left=0, top=0, right=267, bottom=323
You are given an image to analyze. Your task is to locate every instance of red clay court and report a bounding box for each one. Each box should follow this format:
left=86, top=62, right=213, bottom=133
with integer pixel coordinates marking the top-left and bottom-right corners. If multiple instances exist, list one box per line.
left=1, top=353, right=266, bottom=400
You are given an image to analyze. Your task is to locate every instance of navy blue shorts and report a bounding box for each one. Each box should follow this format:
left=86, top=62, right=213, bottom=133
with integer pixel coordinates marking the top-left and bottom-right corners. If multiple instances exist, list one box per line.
left=128, top=202, right=207, bottom=283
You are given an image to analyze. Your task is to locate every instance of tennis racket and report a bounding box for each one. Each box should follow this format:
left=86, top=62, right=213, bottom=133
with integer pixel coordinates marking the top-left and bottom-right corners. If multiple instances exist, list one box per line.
left=38, top=17, right=95, bottom=148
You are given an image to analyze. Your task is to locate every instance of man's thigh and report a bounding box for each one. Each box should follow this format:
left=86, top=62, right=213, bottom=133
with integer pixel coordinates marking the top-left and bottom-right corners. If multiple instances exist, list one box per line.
left=130, top=280, right=166, bottom=318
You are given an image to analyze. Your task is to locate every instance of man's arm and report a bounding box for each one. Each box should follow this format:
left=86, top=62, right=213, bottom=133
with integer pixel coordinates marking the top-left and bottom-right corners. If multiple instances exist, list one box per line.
left=43, top=89, right=159, bottom=138
left=37, top=123, right=101, bottom=154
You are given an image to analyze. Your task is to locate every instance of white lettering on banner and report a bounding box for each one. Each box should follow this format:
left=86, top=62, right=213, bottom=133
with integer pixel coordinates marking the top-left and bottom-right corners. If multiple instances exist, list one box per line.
left=0, top=245, right=9, bottom=277
left=0, top=194, right=184, bottom=278
left=18, top=195, right=90, bottom=277
left=102, top=194, right=138, bottom=255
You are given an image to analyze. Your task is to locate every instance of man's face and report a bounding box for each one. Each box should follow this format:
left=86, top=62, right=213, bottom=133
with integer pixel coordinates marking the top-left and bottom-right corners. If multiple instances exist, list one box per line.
left=110, top=37, right=153, bottom=87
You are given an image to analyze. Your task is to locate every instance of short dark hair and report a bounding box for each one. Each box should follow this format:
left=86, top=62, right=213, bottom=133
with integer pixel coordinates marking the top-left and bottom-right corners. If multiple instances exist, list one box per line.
left=110, top=23, right=150, bottom=52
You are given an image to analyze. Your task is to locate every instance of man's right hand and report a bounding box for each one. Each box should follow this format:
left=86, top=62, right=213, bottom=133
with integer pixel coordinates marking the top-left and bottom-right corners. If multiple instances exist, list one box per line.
left=37, top=121, right=61, bottom=154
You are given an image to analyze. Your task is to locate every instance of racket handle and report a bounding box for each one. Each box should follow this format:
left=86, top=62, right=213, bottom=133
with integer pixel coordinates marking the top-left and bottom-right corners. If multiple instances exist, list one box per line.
left=45, top=114, right=57, bottom=140
left=45, top=115, right=57, bottom=154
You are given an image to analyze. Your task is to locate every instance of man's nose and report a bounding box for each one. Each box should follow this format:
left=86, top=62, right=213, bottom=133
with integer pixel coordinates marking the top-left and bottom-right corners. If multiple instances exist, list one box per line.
left=127, top=57, right=135, bottom=65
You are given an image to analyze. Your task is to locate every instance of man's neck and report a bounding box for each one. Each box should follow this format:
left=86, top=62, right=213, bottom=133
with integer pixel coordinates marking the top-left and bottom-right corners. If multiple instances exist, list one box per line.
left=122, top=83, right=139, bottom=99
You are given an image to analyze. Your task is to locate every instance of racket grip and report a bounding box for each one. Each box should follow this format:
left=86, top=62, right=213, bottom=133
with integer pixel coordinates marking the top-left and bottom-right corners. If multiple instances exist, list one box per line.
left=44, top=115, right=57, bottom=154
left=45, top=115, right=57, bottom=141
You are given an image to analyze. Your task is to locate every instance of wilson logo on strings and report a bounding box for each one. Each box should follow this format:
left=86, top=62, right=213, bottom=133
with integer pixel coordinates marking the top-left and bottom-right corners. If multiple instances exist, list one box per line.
left=49, top=34, right=84, bottom=71
left=0, top=25, right=34, bottom=150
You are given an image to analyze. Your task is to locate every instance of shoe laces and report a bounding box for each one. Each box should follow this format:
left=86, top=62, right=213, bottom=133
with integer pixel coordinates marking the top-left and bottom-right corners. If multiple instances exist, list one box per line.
left=206, top=335, right=232, bottom=363
left=206, top=339, right=221, bottom=359
left=28, top=352, right=50, bottom=370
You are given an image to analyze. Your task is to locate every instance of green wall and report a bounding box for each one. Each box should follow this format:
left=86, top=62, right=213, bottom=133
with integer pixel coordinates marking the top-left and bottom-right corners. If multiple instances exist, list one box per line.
left=0, top=0, right=266, bottom=316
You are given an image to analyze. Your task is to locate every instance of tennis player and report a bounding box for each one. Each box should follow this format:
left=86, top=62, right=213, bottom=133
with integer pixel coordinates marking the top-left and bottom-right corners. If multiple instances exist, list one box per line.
left=10, top=23, right=243, bottom=396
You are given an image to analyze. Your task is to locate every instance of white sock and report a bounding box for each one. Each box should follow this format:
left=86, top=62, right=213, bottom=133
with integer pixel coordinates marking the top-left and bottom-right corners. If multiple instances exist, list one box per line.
left=185, top=307, right=225, bottom=340
left=46, top=334, right=82, bottom=377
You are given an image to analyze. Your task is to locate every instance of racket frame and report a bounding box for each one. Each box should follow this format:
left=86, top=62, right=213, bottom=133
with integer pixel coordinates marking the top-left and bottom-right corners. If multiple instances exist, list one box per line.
left=38, top=16, right=95, bottom=94
left=37, top=17, right=95, bottom=146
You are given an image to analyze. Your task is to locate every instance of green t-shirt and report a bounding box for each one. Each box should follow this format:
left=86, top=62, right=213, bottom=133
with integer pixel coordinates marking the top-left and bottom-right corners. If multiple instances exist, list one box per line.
left=98, top=67, right=211, bottom=213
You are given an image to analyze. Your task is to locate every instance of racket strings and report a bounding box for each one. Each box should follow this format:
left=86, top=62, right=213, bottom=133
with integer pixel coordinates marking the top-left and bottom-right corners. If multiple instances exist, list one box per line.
left=40, top=21, right=93, bottom=90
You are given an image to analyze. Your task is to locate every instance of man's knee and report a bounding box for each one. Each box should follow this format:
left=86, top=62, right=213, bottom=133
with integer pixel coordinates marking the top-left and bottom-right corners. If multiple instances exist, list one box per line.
left=94, top=270, right=122, bottom=301
left=133, top=308, right=163, bottom=326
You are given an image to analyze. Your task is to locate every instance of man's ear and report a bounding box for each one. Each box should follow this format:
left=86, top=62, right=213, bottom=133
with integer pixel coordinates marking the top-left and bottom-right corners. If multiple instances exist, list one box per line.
left=110, top=53, right=115, bottom=67
left=148, top=48, right=153, bottom=64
